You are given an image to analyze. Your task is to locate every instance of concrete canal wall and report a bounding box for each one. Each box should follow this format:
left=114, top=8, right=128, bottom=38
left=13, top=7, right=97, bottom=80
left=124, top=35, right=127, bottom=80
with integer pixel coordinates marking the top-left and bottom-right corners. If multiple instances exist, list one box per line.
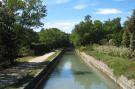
left=76, top=50, right=135, bottom=89
left=24, top=50, right=64, bottom=89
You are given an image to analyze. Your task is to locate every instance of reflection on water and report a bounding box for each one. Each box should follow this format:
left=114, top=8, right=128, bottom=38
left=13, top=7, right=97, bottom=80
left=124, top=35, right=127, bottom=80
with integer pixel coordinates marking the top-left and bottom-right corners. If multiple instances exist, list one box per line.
left=41, top=51, right=121, bottom=89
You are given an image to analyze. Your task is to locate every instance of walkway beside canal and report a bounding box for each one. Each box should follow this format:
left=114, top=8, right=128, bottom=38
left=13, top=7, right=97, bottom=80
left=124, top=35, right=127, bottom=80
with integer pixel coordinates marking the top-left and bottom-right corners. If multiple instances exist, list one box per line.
left=0, top=52, right=55, bottom=89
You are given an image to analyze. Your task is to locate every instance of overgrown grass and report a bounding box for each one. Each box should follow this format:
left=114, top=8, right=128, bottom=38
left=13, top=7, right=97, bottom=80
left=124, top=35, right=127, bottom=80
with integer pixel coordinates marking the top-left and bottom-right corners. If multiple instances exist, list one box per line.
left=93, top=45, right=135, bottom=59
left=82, top=45, right=135, bottom=80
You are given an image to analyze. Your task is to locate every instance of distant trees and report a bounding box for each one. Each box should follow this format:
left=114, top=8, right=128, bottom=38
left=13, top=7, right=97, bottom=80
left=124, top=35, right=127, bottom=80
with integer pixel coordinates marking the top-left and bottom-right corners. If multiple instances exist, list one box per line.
left=70, top=15, right=122, bottom=46
left=39, top=28, right=70, bottom=50
left=71, top=15, right=94, bottom=46
left=71, top=10, right=135, bottom=49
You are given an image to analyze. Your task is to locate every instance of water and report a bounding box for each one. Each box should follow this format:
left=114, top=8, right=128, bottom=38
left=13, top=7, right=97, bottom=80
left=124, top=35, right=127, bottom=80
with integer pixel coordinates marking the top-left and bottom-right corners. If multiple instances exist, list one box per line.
left=40, top=51, right=121, bottom=89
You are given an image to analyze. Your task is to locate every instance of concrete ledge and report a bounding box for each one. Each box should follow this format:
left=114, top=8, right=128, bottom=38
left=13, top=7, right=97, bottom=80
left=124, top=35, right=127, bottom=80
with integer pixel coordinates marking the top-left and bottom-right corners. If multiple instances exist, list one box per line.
left=76, top=50, right=135, bottom=89
left=24, top=50, right=64, bottom=89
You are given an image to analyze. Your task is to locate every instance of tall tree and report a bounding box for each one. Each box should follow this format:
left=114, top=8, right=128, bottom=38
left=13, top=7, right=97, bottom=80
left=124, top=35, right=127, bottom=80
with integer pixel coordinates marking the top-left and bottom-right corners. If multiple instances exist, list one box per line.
left=0, top=3, right=17, bottom=64
left=128, top=10, right=135, bottom=50
left=5, top=0, right=47, bottom=28
left=122, top=29, right=130, bottom=47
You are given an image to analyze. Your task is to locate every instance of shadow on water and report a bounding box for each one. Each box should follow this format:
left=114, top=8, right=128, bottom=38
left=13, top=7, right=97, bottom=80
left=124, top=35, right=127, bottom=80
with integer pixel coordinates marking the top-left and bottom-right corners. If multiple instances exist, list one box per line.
left=72, top=70, right=92, bottom=75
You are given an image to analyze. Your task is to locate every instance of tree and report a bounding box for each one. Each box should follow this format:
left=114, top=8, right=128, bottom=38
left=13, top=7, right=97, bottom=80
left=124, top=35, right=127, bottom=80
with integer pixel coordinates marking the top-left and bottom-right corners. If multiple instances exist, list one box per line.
left=0, top=0, right=46, bottom=65
left=39, top=28, right=70, bottom=50
left=5, top=0, right=46, bottom=56
left=130, top=34, right=135, bottom=50
left=126, top=10, right=135, bottom=50
left=93, top=20, right=104, bottom=43
left=71, top=15, right=94, bottom=46
left=122, top=29, right=130, bottom=47
left=5, top=0, right=47, bottom=28
left=0, top=3, right=17, bottom=64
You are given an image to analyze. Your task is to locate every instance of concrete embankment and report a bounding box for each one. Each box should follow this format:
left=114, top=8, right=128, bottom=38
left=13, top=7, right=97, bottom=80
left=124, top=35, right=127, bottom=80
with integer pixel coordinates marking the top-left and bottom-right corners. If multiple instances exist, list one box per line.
left=24, top=50, right=64, bottom=89
left=76, top=50, right=135, bottom=89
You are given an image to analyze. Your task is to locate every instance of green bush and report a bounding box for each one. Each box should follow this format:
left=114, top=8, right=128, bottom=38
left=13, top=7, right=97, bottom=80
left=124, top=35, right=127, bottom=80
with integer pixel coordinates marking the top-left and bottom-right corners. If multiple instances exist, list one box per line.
left=79, top=46, right=87, bottom=52
left=110, top=59, right=128, bottom=76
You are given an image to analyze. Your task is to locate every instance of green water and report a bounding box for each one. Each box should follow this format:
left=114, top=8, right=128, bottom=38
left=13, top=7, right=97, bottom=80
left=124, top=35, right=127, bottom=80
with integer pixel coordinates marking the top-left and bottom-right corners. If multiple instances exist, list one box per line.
left=41, top=51, right=121, bottom=89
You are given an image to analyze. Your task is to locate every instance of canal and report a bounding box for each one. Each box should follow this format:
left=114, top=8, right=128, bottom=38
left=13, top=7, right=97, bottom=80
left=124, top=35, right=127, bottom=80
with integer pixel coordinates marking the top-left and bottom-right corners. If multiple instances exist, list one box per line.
left=38, top=50, right=121, bottom=89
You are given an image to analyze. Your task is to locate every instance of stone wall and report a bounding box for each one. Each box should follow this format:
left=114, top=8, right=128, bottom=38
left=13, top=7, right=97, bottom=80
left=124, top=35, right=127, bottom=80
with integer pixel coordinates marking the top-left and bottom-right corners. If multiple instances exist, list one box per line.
left=76, top=50, right=135, bottom=89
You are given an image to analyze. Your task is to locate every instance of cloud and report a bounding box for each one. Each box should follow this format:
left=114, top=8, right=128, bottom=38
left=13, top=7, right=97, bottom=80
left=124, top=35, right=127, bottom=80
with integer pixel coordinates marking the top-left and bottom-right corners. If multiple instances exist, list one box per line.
left=46, top=0, right=70, bottom=5
left=94, top=8, right=122, bottom=15
left=73, top=4, right=88, bottom=10
left=44, top=21, right=78, bottom=33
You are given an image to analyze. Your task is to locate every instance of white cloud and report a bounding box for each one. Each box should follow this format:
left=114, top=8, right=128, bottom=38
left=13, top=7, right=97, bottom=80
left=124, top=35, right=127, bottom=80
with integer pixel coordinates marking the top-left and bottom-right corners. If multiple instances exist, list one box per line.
left=44, top=21, right=78, bottom=33
left=73, top=3, right=97, bottom=10
left=46, top=0, right=70, bottom=5
left=94, top=8, right=122, bottom=15
left=73, top=4, right=88, bottom=10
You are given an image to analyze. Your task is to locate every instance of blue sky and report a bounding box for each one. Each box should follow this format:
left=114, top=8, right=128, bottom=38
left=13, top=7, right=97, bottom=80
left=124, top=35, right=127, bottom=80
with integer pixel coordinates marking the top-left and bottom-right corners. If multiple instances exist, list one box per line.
left=39, top=0, right=135, bottom=33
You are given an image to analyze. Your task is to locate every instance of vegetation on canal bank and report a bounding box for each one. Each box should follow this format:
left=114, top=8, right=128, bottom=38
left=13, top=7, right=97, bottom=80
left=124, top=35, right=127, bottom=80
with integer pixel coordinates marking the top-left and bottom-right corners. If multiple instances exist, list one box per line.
left=79, top=45, right=135, bottom=80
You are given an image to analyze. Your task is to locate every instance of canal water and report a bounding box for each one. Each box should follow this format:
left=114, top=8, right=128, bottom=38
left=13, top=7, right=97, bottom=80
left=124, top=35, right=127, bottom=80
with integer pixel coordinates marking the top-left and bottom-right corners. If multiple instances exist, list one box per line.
left=39, top=51, right=121, bottom=89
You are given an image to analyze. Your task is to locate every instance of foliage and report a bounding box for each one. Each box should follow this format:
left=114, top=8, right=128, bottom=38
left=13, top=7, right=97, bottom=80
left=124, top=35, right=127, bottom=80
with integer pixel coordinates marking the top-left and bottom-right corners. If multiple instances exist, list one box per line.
left=5, top=0, right=47, bottom=28
left=0, top=4, right=17, bottom=64
left=70, top=15, right=122, bottom=46
left=130, top=33, right=135, bottom=51
left=126, top=10, right=135, bottom=50
left=79, top=46, right=87, bottom=52
left=122, top=29, right=130, bottom=47
left=93, top=45, right=135, bottom=58
left=0, top=0, right=46, bottom=65
left=39, top=28, right=70, bottom=50
left=71, top=15, right=103, bottom=46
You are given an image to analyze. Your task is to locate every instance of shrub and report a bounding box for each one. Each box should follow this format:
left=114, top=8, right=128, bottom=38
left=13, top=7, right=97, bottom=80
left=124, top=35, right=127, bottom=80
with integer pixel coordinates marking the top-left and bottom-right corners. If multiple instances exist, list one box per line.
left=109, top=39, right=116, bottom=46
left=110, top=59, right=128, bottom=76
left=79, top=46, right=87, bottom=52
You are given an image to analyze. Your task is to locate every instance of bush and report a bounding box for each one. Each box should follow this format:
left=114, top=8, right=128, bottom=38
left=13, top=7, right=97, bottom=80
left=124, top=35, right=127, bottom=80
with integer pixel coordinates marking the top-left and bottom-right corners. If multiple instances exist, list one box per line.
left=100, top=39, right=108, bottom=45
left=79, top=46, right=87, bottom=52
left=110, top=59, right=128, bottom=76
left=109, top=39, right=116, bottom=46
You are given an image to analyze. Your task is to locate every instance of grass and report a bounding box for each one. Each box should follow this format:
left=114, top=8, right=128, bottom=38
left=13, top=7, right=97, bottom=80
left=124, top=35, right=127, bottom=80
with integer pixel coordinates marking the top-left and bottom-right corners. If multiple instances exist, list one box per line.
left=82, top=45, right=135, bottom=80
left=93, top=45, right=135, bottom=59
left=16, top=56, right=37, bottom=62
left=47, top=50, right=61, bottom=61
left=4, top=50, right=62, bottom=89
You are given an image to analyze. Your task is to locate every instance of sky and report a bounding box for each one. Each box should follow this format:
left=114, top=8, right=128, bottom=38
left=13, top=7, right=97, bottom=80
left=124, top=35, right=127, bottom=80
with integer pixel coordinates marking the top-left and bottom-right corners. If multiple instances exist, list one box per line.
left=38, top=0, right=135, bottom=33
